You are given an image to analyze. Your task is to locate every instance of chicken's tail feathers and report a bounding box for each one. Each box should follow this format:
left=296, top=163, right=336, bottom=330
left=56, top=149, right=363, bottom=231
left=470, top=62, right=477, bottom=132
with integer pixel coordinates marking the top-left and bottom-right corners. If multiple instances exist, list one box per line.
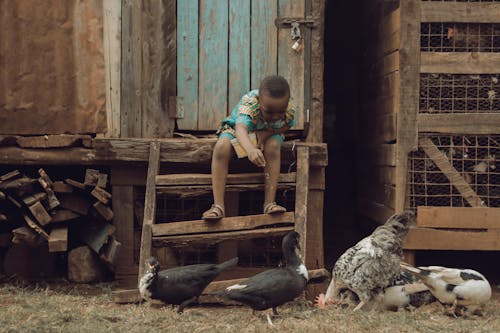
left=217, top=257, right=239, bottom=271
left=400, top=262, right=422, bottom=274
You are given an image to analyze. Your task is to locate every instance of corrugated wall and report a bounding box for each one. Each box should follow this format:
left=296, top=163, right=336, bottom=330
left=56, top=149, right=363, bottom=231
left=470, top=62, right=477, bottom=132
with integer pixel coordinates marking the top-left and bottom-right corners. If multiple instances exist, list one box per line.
left=0, top=0, right=106, bottom=135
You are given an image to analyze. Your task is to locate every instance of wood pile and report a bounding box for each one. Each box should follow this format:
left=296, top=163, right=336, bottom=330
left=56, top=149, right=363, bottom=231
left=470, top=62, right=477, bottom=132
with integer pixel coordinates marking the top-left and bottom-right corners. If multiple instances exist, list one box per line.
left=0, top=168, right=121, bottom=279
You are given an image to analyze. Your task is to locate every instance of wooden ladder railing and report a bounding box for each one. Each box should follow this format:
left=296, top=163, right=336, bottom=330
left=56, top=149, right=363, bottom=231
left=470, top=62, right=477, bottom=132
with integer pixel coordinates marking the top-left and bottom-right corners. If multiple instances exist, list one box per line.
left=137, top=141, right=310, bottom=284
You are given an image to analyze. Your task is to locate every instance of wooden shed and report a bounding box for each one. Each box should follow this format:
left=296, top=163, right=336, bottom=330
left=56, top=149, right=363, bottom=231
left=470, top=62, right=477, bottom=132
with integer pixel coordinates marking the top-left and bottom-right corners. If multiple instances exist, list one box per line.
left=0, top=0, right=327, bottom=295
left=358, top=0, right=500, bottom=263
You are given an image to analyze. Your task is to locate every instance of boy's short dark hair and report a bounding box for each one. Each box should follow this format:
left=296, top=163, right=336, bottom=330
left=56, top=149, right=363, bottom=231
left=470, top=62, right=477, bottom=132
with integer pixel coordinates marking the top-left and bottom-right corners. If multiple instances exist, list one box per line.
left=259, top=75, right=290, bottom=98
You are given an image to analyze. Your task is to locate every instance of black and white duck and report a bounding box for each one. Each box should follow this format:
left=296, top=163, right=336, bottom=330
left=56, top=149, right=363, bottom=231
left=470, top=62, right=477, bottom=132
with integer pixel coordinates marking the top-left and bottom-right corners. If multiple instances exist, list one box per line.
left=214, top=231, right=308, bottom=325
left=139, top=256, right=238, bottom=313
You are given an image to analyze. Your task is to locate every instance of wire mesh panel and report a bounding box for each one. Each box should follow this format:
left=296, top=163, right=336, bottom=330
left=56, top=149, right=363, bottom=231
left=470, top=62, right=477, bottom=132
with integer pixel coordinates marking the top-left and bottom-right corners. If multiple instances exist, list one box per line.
left=408, top=134, right=500, bottom=208
left=420, top=74, right=500, bottom=113
left=421, top=23, right=500, bottom=52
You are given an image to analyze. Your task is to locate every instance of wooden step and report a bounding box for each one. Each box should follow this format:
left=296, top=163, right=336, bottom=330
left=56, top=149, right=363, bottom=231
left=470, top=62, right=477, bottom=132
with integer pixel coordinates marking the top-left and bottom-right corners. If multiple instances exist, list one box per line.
left=153, top=212, right=295, bottom=237
left=156, top=172, right=296, bottom=186
left=153, top=226, right=294, bottom=247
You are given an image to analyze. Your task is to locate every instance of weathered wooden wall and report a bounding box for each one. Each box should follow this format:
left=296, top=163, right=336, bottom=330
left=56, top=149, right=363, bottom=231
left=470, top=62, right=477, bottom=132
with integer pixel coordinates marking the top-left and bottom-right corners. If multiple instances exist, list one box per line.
left=0, top=0, right=106, bottom=135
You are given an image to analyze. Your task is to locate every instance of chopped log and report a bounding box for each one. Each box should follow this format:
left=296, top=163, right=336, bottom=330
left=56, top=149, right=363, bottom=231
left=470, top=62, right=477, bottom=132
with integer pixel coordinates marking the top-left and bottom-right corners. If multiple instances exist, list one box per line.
left=0, top=190, right=5, bottom=200
left=79, top=221, right=116, bottom=253
left=50, top=209, right=81, bottom=223
left=59, top=193, right=92, bottom=215
left=8, top=195, right=22, bottom=208
left=3, top=244, right=58, bottom=278
left=17, top=134, right=92, bottom=148
left=12, top=227, right=42, bottom=246
left=1, top=177, right=37, bottom=197
left=0, top=214, right=7, bottom=222
left=38, top=168, right=54, bottom=187
left=91, top=186, right=112, bottom=204
left=0, top=170, right=20, bottom=182
left=84, top=169, right=100, bottom=186
left=22, top=192, right=47, bottom=206
left=65, top=178, right=87, bottom=190
left=53, top=181, right=74, bottom=193
left=23, top=214, right=49, bottom=240
left=97, top=174, right=108, bottom=188
left=93, top=202, right=114, bottom=221
left=100, top=237, right=122, bottom=269
left=28, top=201, right=52, bottom=226
left=45, top=190, right=60, bottom=210
left=68, top=246, right=108, bottom=283
left=48, top=227, right=68, bottom=252
left=113, top=289, right=142, bottom=304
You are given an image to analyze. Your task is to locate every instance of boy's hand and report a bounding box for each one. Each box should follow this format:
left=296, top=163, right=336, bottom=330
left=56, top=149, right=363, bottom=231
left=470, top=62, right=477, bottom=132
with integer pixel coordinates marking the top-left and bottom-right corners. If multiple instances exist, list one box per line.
left=248, top=148, right=266, bottom=167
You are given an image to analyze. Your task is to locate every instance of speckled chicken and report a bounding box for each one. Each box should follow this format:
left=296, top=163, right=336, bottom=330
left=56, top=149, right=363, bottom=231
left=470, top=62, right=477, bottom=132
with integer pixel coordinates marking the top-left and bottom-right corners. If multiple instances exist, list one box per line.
left=316, top=210, right=415, bottom=311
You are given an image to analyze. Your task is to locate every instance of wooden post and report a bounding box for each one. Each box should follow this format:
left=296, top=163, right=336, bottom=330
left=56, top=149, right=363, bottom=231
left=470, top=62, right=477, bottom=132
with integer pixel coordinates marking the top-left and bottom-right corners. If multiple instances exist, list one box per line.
left=217, top=192, right=239, bottom=263
left=138, top=141, right=161, bottom=283
left=295, top=146, right=309, bottom=261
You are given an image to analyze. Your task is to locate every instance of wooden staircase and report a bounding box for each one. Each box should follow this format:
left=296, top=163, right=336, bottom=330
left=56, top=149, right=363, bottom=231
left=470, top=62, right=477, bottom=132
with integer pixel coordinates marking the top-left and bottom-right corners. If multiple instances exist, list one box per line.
left=137, top=140, right=311, bottom=283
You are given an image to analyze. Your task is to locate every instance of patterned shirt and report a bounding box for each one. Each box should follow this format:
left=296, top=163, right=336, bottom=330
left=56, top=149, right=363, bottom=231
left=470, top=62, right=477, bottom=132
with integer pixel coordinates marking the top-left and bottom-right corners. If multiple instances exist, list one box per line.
left=217, top=89, right=295, bottom=136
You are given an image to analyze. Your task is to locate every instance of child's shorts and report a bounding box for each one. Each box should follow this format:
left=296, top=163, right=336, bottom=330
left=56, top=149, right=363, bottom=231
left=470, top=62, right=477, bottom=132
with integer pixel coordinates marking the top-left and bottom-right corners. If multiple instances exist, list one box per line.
left=218, top=132, right=284, bottom=145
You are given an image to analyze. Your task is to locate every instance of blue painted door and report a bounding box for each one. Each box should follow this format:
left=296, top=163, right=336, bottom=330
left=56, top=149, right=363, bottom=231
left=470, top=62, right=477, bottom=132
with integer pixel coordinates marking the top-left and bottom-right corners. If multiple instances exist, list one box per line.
left=177, top=0, right=306, bottom=131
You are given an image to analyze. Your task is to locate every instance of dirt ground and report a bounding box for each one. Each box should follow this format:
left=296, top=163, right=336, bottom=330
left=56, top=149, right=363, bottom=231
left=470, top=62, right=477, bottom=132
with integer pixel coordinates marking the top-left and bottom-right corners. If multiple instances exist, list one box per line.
left=0, top=281, right=499, bottom=333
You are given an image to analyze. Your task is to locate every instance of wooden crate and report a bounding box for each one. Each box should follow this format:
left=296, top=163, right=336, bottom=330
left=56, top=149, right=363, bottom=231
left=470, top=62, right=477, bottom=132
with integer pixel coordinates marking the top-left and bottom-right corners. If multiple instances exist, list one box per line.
left=358, top=0, right=500, bottom=253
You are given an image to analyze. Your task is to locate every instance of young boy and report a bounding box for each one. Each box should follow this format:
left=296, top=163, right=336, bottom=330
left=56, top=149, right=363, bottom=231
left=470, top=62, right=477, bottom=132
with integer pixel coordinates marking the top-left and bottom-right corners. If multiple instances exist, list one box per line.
left=202, top=75, right=295, bottom=220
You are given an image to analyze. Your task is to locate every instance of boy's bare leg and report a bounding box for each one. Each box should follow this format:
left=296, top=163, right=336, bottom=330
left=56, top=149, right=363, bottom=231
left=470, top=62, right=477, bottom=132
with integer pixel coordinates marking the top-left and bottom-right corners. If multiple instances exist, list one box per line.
left=204, top=137, right=233, bottom=218
left=262, top=137, right=284, bottom=212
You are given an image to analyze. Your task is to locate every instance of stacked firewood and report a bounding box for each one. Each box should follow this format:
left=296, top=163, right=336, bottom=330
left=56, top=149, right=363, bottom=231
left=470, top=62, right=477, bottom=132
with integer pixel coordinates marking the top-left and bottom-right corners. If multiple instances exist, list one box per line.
left=0, top=168, right=121, bottom=275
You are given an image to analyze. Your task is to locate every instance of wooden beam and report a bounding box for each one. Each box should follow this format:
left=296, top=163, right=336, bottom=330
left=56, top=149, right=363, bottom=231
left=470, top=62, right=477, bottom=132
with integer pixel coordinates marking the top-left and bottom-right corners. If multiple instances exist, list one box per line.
left=295, top=146, right=309, bottom=262
left=152, top=212, right=295, bottom=237
left=396, top=0, right=420, bottom=213
left=156, top=172, right=296, bottom=186
left=16, top=135, right=92, bottom=148
left=156, top=184, right=297, bottom=197
left=418, top=114, right=500, bottom=134
left=103, top=0, right=122, bottom=137
left=0, top=139, right=328, bottom=167
left=403, top=227, right=500, bottom=250
left=417, top=207, right=500, bottom=229
left=421, top=2, right=500, bottom=23
left=153, top=226, right=294, bottom=247
left=421, top=52, right=500, bottom=74
left=48, top=227, right=68, bottom=252
left=419, top=137, right=484, bottom=207
left=306, top=166, right=324, bottom=269
left=138, top=141, right=161, bottom=282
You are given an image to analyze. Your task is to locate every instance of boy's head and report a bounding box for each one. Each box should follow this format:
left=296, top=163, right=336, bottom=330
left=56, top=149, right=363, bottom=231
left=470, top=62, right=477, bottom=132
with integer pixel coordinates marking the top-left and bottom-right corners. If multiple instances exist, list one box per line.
left=259, top=75, right=290, bottom=123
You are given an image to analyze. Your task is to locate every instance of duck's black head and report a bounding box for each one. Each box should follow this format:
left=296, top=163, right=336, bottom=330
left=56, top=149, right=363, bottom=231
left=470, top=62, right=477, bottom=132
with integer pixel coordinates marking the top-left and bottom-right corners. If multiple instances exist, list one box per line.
left=145, top=257, right=160, bottom=274
left=282, top=231, right=302, bottom=264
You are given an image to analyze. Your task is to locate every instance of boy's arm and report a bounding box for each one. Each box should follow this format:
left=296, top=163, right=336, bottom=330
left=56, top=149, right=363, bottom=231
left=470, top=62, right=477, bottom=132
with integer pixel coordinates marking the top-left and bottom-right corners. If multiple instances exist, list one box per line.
left=235, top=123, right=266, bottom=167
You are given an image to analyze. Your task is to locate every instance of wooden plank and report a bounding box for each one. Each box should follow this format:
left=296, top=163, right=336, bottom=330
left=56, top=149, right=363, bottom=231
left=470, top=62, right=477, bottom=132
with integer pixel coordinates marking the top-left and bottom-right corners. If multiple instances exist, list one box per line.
left=176, top=0, right=199, bottom=130
left=250, top=0, right=278, bottom=88
left=308, top=0, right=325, bottom=142
left=22, top=192, right=47, bottom=206
left=93, top=202, right=114, bottom=221
left=141, top=0, right=175, bottom=138
left=48, top=227, right=68, bottom=252
left=295, top=146, right=309, bottom=261
left=421, top=2, right=500, bottom=23
left=306, top=166, right=324, bottom=268
left=156, top=172, right=296, bottom=186
left=16, top=135, right=91, bottom=148
left=421, top=53, right=500, bottom=74
left=23, top=214, right=49, bottom=240
left=59, top=193, right=92, bottom=215
left=403, top=227, right=500, bottom=250
left=396, top=0, right=420, bottom=213
left=278, top=0, right=305, bottom=129
left=198, top=0, right=228, bottom=130
left=12, top=227, right=41, bottom=246
left=79, top=222, right=116, bottom=253
left=163, top=0, right=177, bottom=136
left=153, top=212, right=295, bottom=237
left=0, top=170, right=20, bottom=182
left=103, top=0, right=121, bottom=137
left=417, top=207, right=500, bottom=229
left=418, top=114, right=500, bottom=134
left=156, top=184, right=296, bottom=197
left=153, top=226, right=294, bottom=247
left=0, top=139, right=328, bottom=167
left=138, top=141, right=161, bottom=282
left=419, top=137, right=484, bottom=207
left=121, top=0, right=142, bottom=137
left=217, top=193, right=239, bottom=264
left=50, top=209, right=80, bottom=223
left=65, top=178, right=86, bottom=190
left=53, top=181, right=73, bottom=193
left=228, top=0, right=250, bottom=115
left=91, top=186, right=112, bottom=204
left=112, top=186, right=136, bottom=277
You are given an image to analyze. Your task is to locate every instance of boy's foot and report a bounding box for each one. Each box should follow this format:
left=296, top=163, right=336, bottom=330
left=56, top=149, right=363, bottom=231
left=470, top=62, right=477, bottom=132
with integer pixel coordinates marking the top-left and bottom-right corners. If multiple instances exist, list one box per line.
left=263, top=202, right=286, bottom=214
left=202, top=204, right=225, bottom=220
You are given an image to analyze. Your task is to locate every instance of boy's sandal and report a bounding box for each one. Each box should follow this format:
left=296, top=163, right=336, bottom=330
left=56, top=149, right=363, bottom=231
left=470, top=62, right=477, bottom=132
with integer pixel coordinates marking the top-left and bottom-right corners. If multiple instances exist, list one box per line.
left=263, top=202, right=287, bottom=215
left=202, top=204, right=225, bottom=221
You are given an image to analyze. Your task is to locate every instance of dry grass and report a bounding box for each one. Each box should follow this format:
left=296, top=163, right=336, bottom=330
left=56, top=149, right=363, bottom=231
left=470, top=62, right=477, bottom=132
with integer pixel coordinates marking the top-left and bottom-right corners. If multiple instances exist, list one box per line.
left=0, top=281, right=499, bottom=333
